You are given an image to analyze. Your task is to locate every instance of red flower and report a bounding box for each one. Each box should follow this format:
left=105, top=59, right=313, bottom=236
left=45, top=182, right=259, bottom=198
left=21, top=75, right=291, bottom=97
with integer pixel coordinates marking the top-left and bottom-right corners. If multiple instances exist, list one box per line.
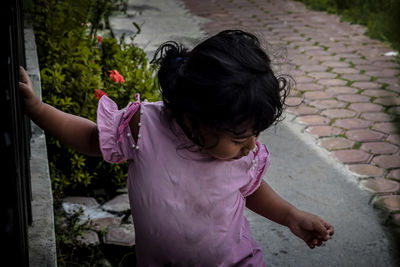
left=94, top=89, right=108, bottom=101
left=109, top=70, right=125, bottom=84
left=96, top=35, right=103, bottom=43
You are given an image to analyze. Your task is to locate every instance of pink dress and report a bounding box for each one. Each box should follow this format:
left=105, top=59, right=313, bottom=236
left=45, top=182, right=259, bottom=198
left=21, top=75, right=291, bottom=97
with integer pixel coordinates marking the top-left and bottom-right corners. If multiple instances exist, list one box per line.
left=97, top=96, right=270, bottom=266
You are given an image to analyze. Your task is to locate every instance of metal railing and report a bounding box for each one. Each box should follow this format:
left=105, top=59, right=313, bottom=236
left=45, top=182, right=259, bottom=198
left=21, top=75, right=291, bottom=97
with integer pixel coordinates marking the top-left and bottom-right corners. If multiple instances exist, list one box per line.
left=0, top=0, right=32, bottom=266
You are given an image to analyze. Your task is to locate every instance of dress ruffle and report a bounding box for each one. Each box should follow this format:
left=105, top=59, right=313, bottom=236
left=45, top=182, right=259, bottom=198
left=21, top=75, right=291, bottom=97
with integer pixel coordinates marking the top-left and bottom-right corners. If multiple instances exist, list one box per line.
left=97, top=95, right=140, bottom=163
left=240, top=142, right=270, bottom=197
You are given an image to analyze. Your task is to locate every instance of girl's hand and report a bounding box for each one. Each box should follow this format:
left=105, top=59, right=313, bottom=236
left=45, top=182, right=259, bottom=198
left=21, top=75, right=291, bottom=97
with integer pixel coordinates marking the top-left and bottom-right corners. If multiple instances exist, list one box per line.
left=287, top=209, right=334, bottom=249
left=19, top=66, right=42, bottom=117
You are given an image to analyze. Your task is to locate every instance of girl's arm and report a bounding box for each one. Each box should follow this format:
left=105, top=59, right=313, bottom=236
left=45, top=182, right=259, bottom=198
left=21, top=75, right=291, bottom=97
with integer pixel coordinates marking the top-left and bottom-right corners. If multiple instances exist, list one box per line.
left=19, top=67, right=101, bottom=156
left=246, top=180, right=334, bottom=248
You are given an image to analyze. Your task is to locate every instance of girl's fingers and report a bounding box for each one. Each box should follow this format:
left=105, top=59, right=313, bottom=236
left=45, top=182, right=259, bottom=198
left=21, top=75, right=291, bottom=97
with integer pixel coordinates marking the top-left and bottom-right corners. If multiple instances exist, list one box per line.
left=322, top=220, right=334, bottom=237
left=19, top=82, right=32, bottom=96
left=313, top=221, right=329, bottom=240
left=19, top=66, right=32, bottom=87
left=308, top=240, right=316, bottom=249
left=327, top=225, right=334, bottom=236
left=19, top=66, right=27, bottom=82
left=304, top=234, right=317, bottom=248
left=315, top=218, right=334, bottom=240
left=308, top=236, right=326, bottom=249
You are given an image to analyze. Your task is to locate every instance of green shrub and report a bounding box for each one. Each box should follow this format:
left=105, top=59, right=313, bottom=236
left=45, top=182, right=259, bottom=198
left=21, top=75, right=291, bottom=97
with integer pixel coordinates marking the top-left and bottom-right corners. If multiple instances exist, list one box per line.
left=295, top=0, right=400, bottom=51
left=54, top=208, right=106, bottom=266
left=31, top=0, right=160, bottom=199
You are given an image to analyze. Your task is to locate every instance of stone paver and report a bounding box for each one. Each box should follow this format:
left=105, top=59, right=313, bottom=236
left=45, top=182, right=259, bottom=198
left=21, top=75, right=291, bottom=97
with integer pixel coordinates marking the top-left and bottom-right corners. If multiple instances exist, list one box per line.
left=388, top=169, right=400, bottom=180
left=373, top=195, right=400, bottom=212
left=103, top=224, right=135, bottom=246
left=325, top=86, right=358, bottom=95
left=321, top=61, right=349, bottom=68
left=362, top=178, right=400, bottom=193
left=306, top=125, right=343, bottom=137
left=374, top=97, right=400, bottom=106
left=286, top=105, right=319, bottom=116
left=336, top=94, right=370, bottom=103
left=332, top=67, right=359, bottom=74
left=77, top=230, right=100, bottom=246
left=319, top=137, right=354, bottom=150
left=296, top=83, right=324, bottom=91
left=102, top=193, right=130, bottom=213
left=372, top=122, right=398, bottom=134
left=387, top=134, right=400, bottom=145
left=346, top=129, right=386, bottom=142
left=317, top=79, right=348, bottom=87
left=303, top=90, right=331, bottom=100
left=63, top=196, right=100, bottom=208
left=181, top=0, right=400, bottom=256
left=341, top=74, right=370, bottom=82
left=349, top=103, right=382, bottom=113
left=333, top=118, right=371, bottom=129
left=362, top=89, right=397, bottom=97
left=63, top=193, right=135, bottom=247
left=321, top=108, right=356, bottom=119
left=309, top=99, right=345, bottom=109
left=348, top=164, right=385, bottom=177
left=91, top=217, right=122, bottom=232
left=332, top=149, right=372, bottom=164
left=361, top=142, right=399, bottom=155
left=352, top=82, right=381, bottom=89
left=373, top=155, right=400, bottom=169
left=308, top=72, right=337, bottom=79
left=296, top=115, right=329, bottom=125
left=360, top=112, right=393, bottom=122
left=285, top=96, right=303, bottom=106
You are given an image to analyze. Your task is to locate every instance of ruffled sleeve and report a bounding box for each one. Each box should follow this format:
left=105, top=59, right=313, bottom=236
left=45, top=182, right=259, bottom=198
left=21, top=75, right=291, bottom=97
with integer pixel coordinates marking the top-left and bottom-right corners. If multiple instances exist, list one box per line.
left=240, top=142, right=271, bottom=197
left=97, top=95, right=140, bottom=163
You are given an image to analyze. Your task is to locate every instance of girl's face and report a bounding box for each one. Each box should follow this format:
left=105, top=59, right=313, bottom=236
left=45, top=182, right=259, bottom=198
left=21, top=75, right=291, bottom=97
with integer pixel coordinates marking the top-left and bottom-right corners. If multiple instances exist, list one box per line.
left=203, top=130, right=258, bottom=161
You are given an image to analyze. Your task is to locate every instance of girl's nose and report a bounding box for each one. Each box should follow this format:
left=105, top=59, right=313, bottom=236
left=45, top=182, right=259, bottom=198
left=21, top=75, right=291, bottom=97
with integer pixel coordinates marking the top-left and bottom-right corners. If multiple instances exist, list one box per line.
left=245, top=136, right=257, bottom=151
left=248, top=136, right=257, bottom=150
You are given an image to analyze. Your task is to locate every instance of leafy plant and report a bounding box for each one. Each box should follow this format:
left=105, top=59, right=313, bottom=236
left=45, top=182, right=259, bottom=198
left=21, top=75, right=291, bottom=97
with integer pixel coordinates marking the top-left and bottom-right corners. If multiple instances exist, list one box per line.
left=31, top=0, right=160, bottom=198
left=54, top=208, right=107, bottom=267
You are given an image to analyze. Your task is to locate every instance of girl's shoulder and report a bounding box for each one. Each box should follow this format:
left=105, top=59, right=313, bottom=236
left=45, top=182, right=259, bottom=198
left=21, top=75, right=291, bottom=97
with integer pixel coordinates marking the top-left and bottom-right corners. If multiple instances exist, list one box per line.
left=142, top=100, right=164, bottom=111
left=129, top=100, right=165, bottom=143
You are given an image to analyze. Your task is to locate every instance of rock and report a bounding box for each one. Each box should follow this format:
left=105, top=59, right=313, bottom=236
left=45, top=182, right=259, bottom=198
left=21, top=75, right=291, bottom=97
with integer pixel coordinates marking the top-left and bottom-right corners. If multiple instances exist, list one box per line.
left=63, top=196, right=100, bottom=208
left=76, top=230, right=100, bottom=246
left=116, top=187, right=128, bottom=194
left=95, top=259, right=113, bottom=267
left=102, top=194, right=130, bottom=214
left=91, top=217, right=122, bottom=232
left=103, top=224, right=135, bottom=247
left=126, top=215, right=133, bottom=224
left=62, top=202, right=117, bottom=225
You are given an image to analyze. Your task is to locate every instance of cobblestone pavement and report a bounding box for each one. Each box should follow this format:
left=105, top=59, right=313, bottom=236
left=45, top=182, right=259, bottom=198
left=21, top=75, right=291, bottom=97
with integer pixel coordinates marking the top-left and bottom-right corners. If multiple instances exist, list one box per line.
left=182, top=0, right=400, bottom=226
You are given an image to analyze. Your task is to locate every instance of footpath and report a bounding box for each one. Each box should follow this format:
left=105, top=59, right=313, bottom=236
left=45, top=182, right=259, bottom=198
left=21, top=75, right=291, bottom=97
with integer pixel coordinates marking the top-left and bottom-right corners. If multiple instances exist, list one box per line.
left=62, top=0, right=400, bottom=266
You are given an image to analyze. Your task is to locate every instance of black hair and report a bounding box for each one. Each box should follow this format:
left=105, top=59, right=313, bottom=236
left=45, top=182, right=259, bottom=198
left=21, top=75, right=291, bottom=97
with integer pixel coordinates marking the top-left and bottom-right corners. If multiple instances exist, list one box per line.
left=152, top=30, right=290, bottom=148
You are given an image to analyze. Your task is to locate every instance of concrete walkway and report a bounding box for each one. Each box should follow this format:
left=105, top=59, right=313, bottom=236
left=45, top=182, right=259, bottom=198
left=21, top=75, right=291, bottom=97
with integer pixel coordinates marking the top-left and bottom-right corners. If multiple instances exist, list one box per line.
left=109, top=0, right=400, bottom=265
left=182, top=0, right=400, bottom=212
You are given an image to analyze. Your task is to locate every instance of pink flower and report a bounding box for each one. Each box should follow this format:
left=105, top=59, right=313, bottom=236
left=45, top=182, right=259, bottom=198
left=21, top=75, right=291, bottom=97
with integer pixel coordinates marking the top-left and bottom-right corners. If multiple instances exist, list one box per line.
left=96, top=35, right=103, bottom=43
left=109, top=70, right=125, bottom=84
left=94, top=89, right=108, bottom=101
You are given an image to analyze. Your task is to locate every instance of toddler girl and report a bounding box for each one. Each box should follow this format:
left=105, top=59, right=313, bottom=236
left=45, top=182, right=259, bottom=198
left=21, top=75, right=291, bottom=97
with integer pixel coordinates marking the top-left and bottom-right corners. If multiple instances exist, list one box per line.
left=20, top=30, right=333, bottom=266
